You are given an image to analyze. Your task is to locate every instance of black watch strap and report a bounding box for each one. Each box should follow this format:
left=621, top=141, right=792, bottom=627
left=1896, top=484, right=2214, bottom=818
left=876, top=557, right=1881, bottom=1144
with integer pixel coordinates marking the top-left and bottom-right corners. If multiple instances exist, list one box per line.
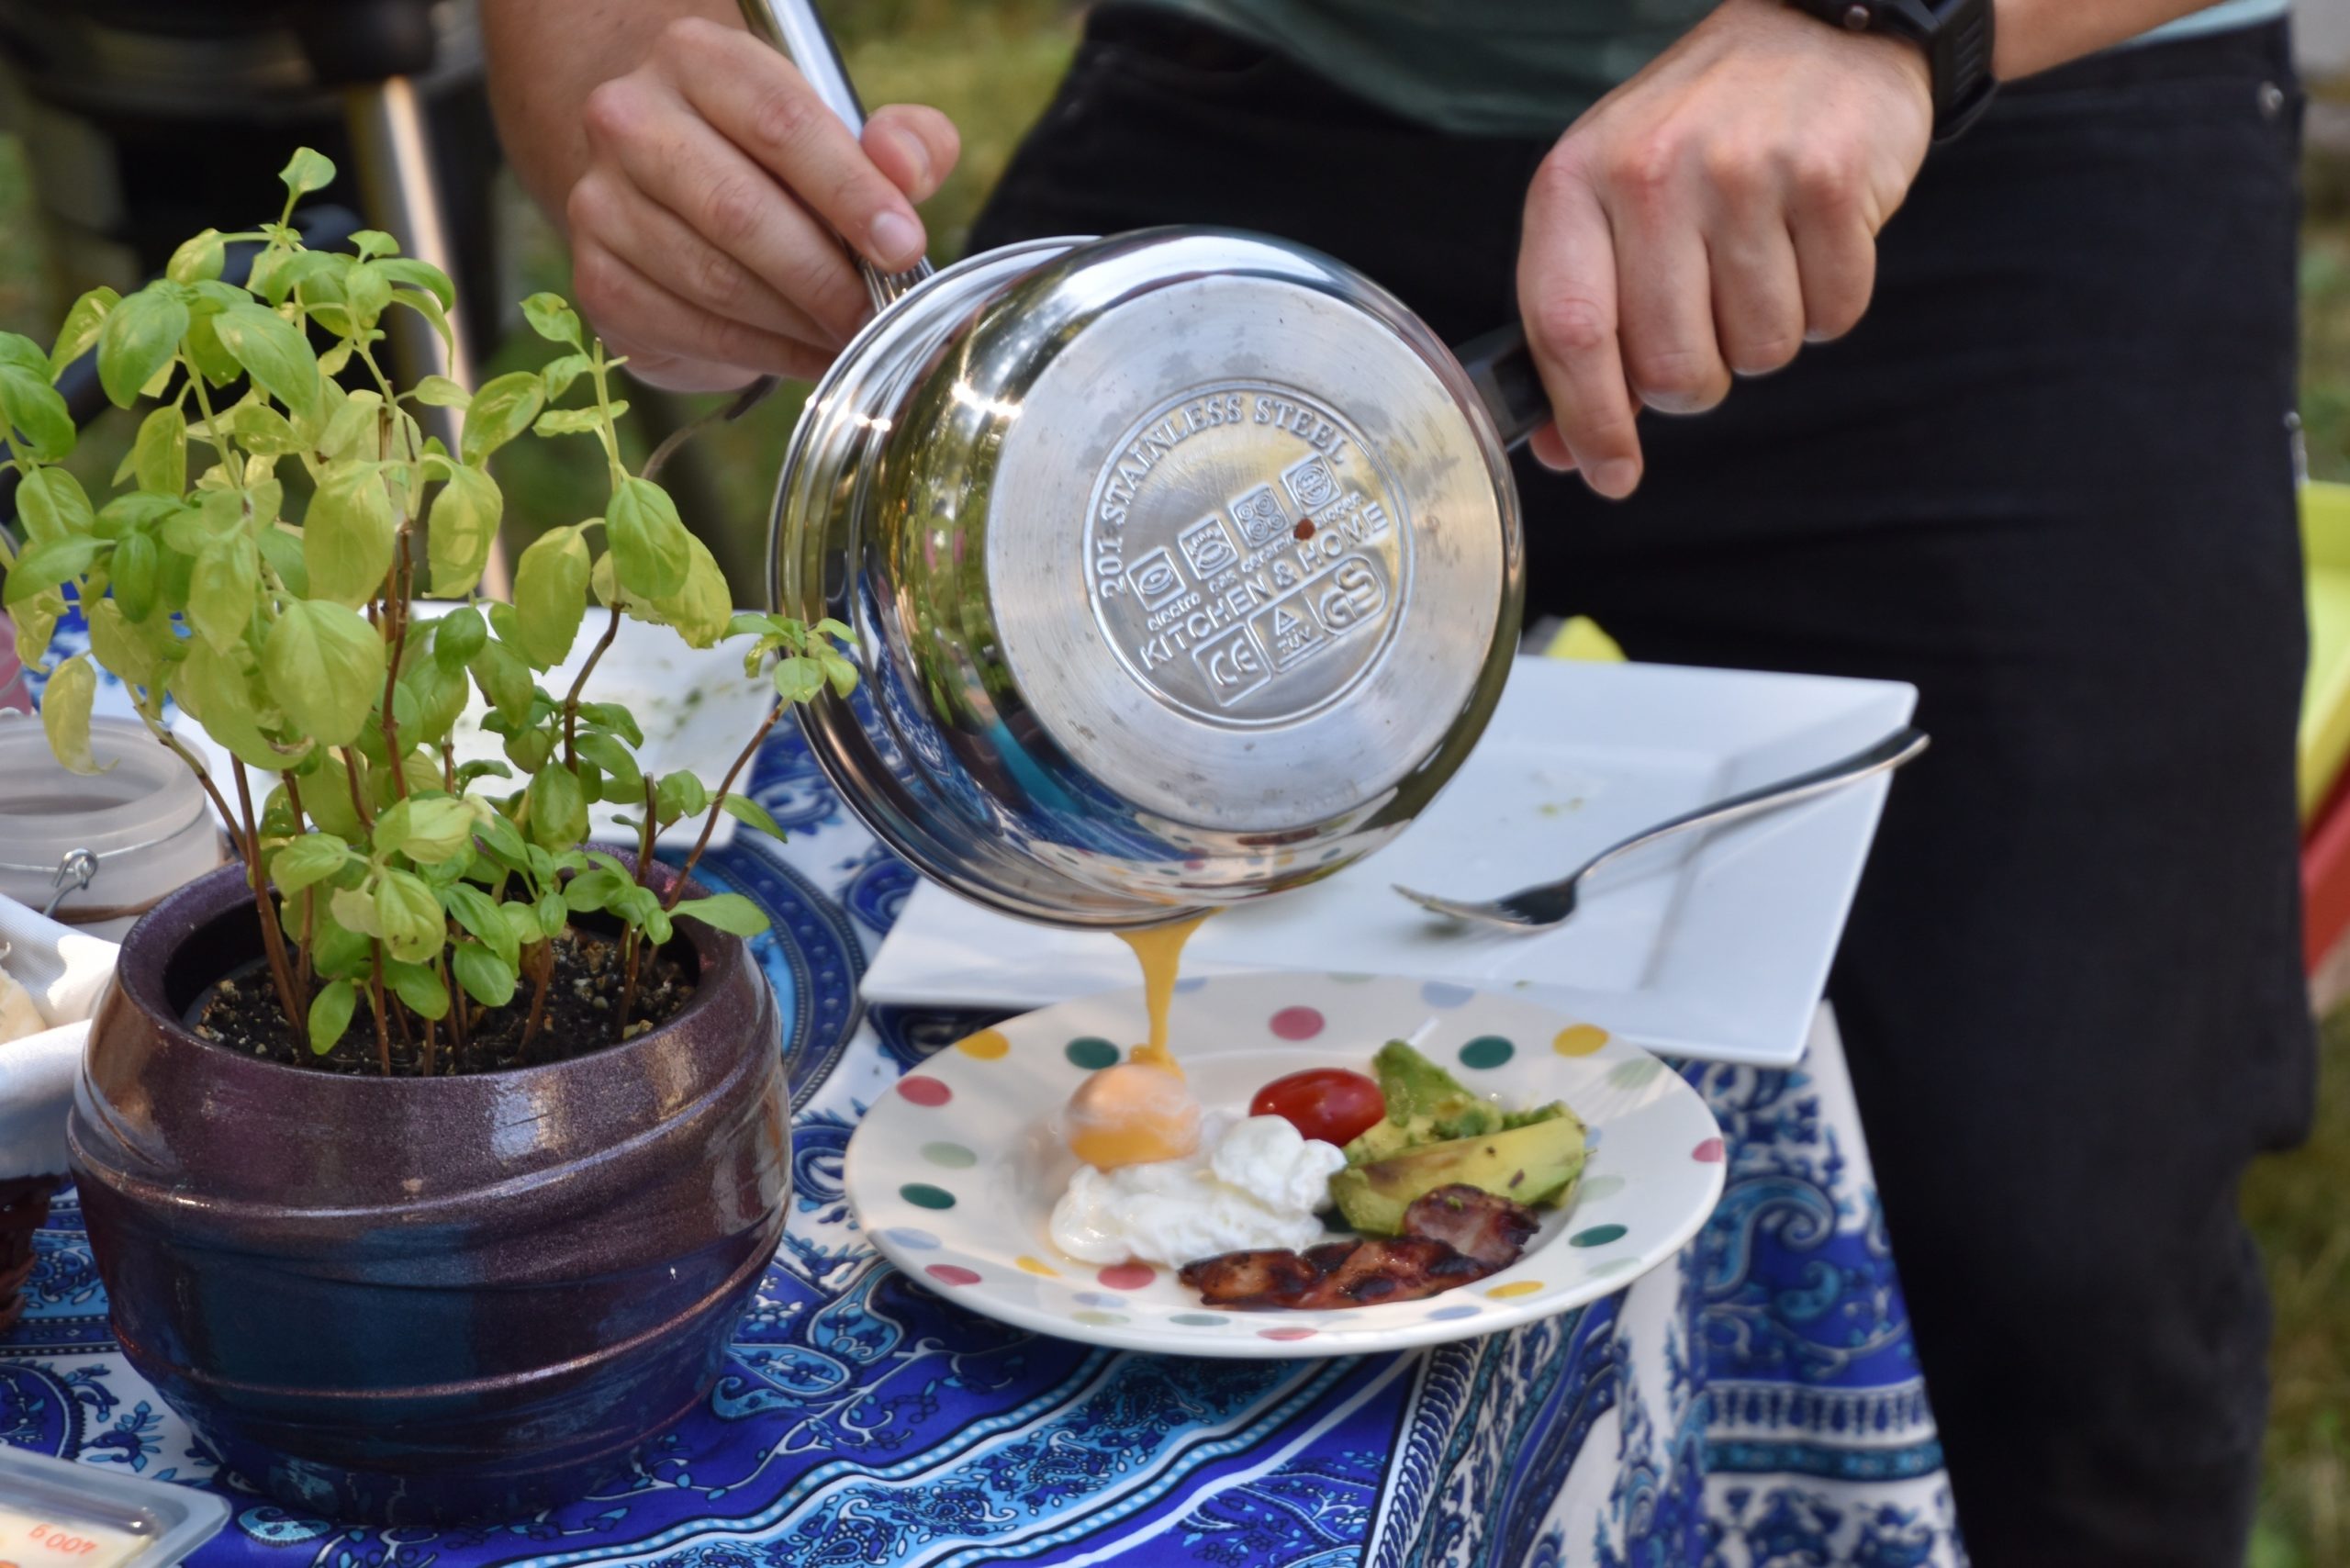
left=1793, top=0, right=1998, bottom=142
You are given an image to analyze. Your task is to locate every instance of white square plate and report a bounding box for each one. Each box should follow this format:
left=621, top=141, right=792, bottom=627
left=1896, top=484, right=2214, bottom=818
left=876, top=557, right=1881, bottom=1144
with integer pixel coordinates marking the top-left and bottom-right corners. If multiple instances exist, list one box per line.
left=860, top=657, right=1917, bottom=1065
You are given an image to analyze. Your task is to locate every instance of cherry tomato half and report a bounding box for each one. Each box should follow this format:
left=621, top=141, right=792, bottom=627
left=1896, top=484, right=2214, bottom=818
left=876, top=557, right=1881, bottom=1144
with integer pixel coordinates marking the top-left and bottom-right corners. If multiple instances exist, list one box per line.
left=1250, top=1069, right=1385, bottom=1147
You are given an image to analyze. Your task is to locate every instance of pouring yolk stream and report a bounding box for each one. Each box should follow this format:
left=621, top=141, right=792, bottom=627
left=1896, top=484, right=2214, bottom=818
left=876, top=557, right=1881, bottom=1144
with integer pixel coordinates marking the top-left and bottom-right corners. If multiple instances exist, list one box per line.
left=1063, top=913, right=1212, bottom=1170
left=1115, top=913, right=1209, bottom=1075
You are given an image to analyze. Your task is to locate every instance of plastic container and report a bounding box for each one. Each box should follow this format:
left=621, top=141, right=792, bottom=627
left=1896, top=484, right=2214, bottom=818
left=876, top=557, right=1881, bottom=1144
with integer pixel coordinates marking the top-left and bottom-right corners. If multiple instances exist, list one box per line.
left=0, top=716, right=220, bottom=942
left=0, top=1446, right=228, bottom=1568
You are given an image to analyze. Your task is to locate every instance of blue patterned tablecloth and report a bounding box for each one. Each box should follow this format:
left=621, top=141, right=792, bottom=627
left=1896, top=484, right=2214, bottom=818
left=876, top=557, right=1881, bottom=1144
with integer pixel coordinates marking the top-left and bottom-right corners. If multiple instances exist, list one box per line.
left=1, top=720, right=1964, bottom=1565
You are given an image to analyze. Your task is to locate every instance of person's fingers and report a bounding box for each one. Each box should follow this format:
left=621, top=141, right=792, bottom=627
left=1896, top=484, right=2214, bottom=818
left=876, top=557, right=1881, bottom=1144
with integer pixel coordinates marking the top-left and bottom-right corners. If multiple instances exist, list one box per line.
left=566, top=169, right=843, bottom=351
left=1604, top=140, right=1730, bottom=416
left=1785, top=151, right=1880, bottom=342
left=1519, top=153, right=1644, bottom=498
left=1528, top=424, right=1578, bottom=474
left=656, top=17, right=930, bottom=273
left=571, top=233, right=834, bottom=390
left=588, top=88, right=873, bottom=346
left=1702, top=156, right=1806, bottom=376
left=864, top=105, right=961, bottom=204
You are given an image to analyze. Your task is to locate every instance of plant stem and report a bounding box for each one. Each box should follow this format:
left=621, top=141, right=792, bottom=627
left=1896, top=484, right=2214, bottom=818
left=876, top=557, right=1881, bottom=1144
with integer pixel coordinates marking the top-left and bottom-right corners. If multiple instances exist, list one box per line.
left=297, top=890, right=315, bottom=1006
left=143, top=722, right=246, bottom=864
left=442, top=741, right=455, bottom=792
left=520, top=940, right=554, bottom=1059
left=563, top=602, right=623, bottom=771
left=618, top=775, right=657, bottom=1038
left=375, top=407, right=413, bottom=802
left=339, top=748, right=375, bottom=832
left=439, top=950, right=468, bottom=1065
left=665, top=701, right=778, bottom=910
left=232, top=761, right=304, bottom=1034
left=282, top=775, right=314, bottom=1007
left=421, top=1013, right=438, bottom=1078
left=368, top=948, right=392, bottom=1078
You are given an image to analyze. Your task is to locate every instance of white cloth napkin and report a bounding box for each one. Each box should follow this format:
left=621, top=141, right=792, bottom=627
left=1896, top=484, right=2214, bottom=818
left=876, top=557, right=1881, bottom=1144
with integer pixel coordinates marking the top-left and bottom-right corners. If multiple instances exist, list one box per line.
left=0, top=893, right=120, bottom=1180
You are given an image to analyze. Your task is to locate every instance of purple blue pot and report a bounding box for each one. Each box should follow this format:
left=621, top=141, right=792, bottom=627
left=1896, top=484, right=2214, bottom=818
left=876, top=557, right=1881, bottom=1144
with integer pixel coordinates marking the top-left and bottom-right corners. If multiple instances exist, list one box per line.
left=67, top=860, right=788, bottom=1523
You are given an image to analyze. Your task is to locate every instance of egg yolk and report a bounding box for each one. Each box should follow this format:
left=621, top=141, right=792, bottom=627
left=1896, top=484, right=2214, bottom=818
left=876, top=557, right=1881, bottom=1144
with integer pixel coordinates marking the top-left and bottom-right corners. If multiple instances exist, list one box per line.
left=1065, top=1062, right=1202, bottom=1170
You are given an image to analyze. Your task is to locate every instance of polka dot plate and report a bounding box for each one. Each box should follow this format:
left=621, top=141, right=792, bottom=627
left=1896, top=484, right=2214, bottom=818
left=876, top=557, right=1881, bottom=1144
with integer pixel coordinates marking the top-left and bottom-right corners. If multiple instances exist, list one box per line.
left=844, top=971, right=1726, bottom=1357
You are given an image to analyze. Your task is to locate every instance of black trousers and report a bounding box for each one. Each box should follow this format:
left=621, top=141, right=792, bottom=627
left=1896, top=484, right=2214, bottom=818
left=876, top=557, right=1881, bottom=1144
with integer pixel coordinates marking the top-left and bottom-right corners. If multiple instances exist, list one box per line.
left=972, top=11, right=2316, bottom=1563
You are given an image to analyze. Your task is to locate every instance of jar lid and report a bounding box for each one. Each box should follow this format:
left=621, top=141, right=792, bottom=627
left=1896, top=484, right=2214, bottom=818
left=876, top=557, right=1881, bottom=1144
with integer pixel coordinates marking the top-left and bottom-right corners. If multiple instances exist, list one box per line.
left=0, top=716, right=210, bottom=866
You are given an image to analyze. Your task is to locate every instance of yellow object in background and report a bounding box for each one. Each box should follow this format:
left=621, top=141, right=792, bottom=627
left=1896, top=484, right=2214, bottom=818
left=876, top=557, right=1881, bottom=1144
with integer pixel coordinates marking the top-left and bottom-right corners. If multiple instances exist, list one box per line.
left=2300, top=482, right=2350, bottom=821
left=1543, top=616, right=1626, bottom=664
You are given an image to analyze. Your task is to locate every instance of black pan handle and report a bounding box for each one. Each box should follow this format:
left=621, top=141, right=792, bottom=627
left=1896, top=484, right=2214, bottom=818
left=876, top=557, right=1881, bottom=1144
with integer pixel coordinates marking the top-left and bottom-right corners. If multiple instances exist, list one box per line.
left=1452, top=324, right=1550, bottom=452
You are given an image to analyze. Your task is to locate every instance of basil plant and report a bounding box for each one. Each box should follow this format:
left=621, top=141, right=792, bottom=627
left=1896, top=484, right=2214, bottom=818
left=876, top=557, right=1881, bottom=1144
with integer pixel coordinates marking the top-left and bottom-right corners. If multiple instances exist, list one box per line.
left=0, top=149, right=855, bottom=1074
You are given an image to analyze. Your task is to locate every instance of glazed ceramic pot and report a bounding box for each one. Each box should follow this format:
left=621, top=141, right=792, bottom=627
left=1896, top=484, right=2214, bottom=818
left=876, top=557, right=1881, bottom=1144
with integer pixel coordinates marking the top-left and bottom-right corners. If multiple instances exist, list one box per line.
left=67, top=860, right=788, bottom=1523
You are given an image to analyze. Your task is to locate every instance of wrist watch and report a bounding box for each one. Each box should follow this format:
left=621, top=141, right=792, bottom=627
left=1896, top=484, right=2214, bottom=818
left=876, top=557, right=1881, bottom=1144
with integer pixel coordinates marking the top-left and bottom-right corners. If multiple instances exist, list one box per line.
left=1787, top=0, right=1998, bottom=142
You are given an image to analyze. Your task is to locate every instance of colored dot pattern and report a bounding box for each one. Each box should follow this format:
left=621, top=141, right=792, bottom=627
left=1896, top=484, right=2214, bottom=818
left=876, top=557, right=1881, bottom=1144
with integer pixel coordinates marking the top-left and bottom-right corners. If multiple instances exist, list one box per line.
left=1065, top=1036, right=1120, bottom=1070
left=867, top=984, right=1700, bottom=1350
left=1606, top=1057, right=1663, bottom=1090
left=1553, top=1025, right=1610, bottom=1057
left=898, top=1075, right=951, bottom=1106
left=1270, top=1006, right=1326, bottom=1041
left=1458, top=1036, right=1515, bottom=1070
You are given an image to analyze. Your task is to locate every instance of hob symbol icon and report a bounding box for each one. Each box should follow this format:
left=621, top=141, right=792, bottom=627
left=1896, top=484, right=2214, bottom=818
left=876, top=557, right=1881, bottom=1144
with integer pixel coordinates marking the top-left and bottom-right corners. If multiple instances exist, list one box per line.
left=1177, top=517, right=1239, bottom=577
left=1226, top=484, right=1290, bottom=549
left=1281, top=454, right=1340, bottom=513
left=1125, top=546, right=1185, bottom=610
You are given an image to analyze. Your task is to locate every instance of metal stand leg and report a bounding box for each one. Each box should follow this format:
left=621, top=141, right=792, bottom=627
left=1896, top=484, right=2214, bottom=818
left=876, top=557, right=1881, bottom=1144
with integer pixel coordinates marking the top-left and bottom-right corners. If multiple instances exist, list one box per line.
left=343, top=73, right=509, bottom=598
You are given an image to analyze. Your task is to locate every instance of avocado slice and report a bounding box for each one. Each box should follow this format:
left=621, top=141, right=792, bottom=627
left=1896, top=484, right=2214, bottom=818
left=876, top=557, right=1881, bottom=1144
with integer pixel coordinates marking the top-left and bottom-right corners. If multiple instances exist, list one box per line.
left=1363, top=1039, right=1505, bottom=1138
left=1329, top=1107, right=1589, bottom=1236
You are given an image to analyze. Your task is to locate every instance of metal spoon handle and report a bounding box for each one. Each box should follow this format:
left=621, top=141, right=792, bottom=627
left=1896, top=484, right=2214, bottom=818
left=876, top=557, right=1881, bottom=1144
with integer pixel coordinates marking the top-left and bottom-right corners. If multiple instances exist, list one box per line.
left=1577, top=725, right=1930, bottom=884
left=733, top=0, right=933, bottom=312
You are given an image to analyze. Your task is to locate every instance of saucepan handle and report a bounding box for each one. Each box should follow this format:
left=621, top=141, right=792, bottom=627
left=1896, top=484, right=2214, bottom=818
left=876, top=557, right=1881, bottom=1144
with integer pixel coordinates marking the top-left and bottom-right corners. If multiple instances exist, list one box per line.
left=1452, top=325, right=1551, bottom=452
left=734, top=0, right=933, bottom=311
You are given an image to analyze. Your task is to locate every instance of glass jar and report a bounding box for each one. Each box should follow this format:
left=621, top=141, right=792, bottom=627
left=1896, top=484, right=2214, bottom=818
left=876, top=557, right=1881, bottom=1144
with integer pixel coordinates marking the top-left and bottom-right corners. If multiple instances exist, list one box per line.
left=0, top=716, right=222, bottom=942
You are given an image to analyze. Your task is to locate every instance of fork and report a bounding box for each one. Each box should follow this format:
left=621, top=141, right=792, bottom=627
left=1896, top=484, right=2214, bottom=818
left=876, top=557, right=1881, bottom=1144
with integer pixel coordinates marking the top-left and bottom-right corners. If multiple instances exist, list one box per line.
left=1393, top=726, right=1930, bottom=934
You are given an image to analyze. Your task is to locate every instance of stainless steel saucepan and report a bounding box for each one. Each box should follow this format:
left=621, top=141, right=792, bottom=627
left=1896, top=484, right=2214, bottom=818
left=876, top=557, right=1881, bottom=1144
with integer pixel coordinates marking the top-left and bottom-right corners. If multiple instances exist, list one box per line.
left=744, top=0, right=1552, bottom=928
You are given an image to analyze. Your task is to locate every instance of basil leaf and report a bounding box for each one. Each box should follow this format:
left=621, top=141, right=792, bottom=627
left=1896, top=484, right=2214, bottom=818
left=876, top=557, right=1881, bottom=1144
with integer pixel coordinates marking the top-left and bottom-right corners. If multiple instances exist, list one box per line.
left=263, top=599, right=386, bottom=745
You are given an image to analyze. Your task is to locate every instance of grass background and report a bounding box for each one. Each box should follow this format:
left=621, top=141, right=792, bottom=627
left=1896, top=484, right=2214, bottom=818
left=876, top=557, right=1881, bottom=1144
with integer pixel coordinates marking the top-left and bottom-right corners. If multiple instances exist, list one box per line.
left=0, top=0, right=2344, bottom=1557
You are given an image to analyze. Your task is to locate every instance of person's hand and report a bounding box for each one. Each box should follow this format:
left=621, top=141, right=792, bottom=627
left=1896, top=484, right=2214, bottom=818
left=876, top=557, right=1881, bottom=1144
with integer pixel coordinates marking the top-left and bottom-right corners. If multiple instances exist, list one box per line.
left=565, top=17, right=960, bottom=391
left=1517, top=0, right=1931, bottom=497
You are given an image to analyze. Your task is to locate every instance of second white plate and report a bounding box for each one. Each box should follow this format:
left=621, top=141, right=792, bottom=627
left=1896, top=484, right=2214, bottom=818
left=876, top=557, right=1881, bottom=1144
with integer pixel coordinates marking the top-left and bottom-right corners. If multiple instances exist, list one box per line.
left=861, top=657, right=1916, bottom=1065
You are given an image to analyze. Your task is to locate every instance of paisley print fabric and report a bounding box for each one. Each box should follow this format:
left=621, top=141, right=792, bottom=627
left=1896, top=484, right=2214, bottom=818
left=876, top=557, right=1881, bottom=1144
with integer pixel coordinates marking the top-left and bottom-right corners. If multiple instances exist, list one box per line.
left=1, top=718, right=1963, bottom=1564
